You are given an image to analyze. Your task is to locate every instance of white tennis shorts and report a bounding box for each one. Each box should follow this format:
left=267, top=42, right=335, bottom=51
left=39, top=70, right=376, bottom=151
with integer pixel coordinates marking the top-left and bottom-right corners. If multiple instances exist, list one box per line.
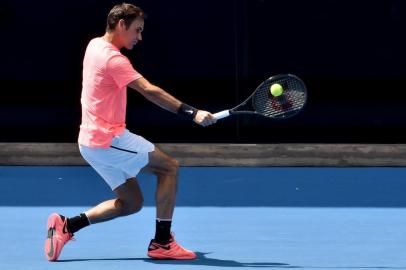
left=79, top=129, right=155, bottom=190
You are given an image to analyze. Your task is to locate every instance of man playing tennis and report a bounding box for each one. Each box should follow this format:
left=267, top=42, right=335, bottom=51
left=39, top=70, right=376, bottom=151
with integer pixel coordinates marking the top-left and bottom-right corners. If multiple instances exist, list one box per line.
left=45, top=3, right=216, bottom=261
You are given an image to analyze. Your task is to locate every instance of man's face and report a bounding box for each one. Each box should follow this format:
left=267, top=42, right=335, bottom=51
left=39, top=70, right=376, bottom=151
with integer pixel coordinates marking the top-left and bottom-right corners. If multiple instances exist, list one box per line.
left=120, top=18, right=144, bottom=50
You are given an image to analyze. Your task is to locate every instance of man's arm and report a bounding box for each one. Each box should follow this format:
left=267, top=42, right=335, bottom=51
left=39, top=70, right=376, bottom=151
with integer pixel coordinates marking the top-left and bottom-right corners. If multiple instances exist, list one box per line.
left=128, top=77, right=216, bottom=126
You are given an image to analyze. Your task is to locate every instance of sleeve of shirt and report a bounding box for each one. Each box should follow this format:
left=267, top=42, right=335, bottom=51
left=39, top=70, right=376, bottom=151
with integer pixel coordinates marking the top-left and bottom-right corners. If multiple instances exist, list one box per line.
left=107, top=54, right=143, bottom=89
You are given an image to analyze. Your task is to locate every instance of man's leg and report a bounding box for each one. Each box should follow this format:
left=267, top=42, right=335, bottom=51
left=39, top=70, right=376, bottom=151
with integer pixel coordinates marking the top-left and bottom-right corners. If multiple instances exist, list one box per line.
left=45, top=178, right=144, bottom=261
left=85, top=178, right=144, bottom=223
left=142, top=147, right=196, bottom=260
left=142, top=147, right=179, bottom=219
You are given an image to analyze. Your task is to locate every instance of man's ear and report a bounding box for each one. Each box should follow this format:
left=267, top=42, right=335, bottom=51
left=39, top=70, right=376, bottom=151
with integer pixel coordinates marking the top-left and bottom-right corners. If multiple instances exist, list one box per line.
left=118, top=19, right=126, bottom=31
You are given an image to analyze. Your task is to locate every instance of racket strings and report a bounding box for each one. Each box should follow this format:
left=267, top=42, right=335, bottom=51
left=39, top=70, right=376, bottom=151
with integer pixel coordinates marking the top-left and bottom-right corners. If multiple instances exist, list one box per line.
left=253, top=77, right=306, bottom=119
left=258, top=91, right=304, bottom=117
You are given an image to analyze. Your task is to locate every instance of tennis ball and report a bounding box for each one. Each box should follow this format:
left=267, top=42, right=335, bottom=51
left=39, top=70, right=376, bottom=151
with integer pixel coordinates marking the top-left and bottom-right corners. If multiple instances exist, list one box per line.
left=270, top=83, right=284, bottom=97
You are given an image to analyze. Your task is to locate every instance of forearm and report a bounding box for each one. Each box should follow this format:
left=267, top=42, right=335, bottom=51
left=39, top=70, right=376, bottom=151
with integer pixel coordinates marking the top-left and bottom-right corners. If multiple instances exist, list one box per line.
left=128, top=78, right=182, bottom=113
left=128, top=78, right=216, bottom=126
left=142, top=85, right=182, bottom=113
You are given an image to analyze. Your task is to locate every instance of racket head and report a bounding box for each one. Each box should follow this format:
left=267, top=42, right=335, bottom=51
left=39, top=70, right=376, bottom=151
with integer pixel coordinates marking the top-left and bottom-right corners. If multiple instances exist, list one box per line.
left=251, top=74, right=307, bottom=120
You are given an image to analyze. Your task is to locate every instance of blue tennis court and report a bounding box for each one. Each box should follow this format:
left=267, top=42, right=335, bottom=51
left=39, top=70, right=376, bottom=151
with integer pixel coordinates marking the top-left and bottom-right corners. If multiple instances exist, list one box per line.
left=1, top=166, right=406, bottom=269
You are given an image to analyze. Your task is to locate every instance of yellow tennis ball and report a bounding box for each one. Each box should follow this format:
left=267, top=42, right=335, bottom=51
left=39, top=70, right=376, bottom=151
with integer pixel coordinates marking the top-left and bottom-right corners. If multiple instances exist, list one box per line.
left=270, top=83, right=284, bottom=97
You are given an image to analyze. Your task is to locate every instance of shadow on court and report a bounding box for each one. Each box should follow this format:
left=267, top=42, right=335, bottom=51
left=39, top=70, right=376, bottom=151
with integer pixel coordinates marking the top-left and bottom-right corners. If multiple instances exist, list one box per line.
left=145, top=253, right=406, bottom=269
left=147, top=252, right=290, bottom=268
left=56, top=252, right=406, bottom=269
left=57, top=252, right=290, bottom=268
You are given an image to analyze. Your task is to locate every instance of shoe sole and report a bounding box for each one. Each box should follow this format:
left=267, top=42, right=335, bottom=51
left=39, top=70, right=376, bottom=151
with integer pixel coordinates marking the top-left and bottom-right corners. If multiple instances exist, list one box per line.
left=45, top=214, right=60, bottom=261
left=147, top=252, right=196, bottom=260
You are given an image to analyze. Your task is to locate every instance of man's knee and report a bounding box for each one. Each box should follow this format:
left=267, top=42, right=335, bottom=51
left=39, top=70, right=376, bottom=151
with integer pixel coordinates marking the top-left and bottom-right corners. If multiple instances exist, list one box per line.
left=154, top=155, right=179, bottom=177
left=164, top=157, right=179, bottom=177
left=171, top=158, right=180, bottom=173
left=118, top=198, right=143, bottom=216
left=147, top=149, right=180, bottom=177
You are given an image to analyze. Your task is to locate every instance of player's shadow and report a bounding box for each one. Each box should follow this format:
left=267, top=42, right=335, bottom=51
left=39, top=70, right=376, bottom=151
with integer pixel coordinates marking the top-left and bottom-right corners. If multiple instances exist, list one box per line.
left=56, top=253, right=406, bottom=269
left=144, top=252, right=293, bottom=268
left=147, top=254, right=406, bottom=269
left=58, top=252, right=292, bottom=268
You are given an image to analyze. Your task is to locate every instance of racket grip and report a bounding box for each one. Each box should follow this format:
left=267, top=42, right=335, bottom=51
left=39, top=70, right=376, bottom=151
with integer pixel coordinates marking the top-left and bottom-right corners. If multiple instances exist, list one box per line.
left=213, top=110, right=230, bottom=120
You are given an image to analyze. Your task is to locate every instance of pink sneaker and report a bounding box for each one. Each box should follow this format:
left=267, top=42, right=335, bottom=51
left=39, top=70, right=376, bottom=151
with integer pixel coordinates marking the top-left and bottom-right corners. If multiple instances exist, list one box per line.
left=147, top=234, right=196, bottom=260
left=44, top=213, right=73, bottom=261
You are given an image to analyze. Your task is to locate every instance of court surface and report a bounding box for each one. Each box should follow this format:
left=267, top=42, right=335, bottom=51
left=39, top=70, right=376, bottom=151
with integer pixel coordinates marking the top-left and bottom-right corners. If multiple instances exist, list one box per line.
left=1, top=166, right=406, bottom=269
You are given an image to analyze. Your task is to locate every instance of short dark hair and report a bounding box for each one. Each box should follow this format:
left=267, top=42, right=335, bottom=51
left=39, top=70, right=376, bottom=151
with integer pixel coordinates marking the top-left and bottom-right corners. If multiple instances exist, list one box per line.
left=106, top=3, right=146, bottom=32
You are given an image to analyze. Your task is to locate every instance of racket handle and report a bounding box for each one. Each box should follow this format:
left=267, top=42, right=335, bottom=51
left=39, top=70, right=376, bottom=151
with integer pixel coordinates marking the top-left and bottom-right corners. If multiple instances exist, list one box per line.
left=213, top=110, right=230, bottom=120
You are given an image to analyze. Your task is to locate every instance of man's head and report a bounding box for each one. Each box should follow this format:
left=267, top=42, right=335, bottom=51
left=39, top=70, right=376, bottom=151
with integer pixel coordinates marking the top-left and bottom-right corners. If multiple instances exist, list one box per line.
left=106, top=3, right=146, bottom=49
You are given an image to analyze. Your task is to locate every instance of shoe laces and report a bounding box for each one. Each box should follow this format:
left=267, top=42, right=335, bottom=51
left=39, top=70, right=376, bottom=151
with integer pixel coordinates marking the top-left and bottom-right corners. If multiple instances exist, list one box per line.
left=60, top=219, right=75, bottom=242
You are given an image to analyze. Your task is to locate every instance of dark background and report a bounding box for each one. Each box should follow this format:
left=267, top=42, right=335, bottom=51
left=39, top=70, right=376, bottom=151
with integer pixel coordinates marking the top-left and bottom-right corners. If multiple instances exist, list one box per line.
left=1, top=0, right=406, bottom=143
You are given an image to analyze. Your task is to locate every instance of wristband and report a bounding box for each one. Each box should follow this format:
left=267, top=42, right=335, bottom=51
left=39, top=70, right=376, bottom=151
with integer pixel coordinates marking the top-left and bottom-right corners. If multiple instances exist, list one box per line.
left=177, top=103, right=198, bottom=120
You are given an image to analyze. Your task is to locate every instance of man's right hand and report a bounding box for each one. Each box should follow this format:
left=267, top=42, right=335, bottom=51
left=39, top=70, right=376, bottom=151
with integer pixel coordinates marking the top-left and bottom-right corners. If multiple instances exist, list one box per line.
left=194, top=110, right=217, bottom=127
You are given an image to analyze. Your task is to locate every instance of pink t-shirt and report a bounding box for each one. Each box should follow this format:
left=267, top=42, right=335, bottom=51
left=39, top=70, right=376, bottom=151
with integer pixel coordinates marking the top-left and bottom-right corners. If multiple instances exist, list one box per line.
left=78, top=37, right=143, bottom=148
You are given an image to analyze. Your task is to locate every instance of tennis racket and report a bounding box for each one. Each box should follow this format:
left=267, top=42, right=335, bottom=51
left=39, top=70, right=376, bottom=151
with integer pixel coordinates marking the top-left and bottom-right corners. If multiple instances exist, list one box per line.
left=213, top=74, right=307, bottom=120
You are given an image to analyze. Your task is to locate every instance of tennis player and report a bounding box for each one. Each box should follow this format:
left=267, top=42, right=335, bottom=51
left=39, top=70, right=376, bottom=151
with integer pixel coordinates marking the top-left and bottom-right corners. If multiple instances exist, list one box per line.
left=44, top=3, right=216, bottom=261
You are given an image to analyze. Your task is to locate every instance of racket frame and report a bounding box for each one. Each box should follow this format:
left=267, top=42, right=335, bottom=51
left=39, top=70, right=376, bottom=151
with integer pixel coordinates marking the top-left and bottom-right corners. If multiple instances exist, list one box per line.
left=213, top=74, right=307, bottom=120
